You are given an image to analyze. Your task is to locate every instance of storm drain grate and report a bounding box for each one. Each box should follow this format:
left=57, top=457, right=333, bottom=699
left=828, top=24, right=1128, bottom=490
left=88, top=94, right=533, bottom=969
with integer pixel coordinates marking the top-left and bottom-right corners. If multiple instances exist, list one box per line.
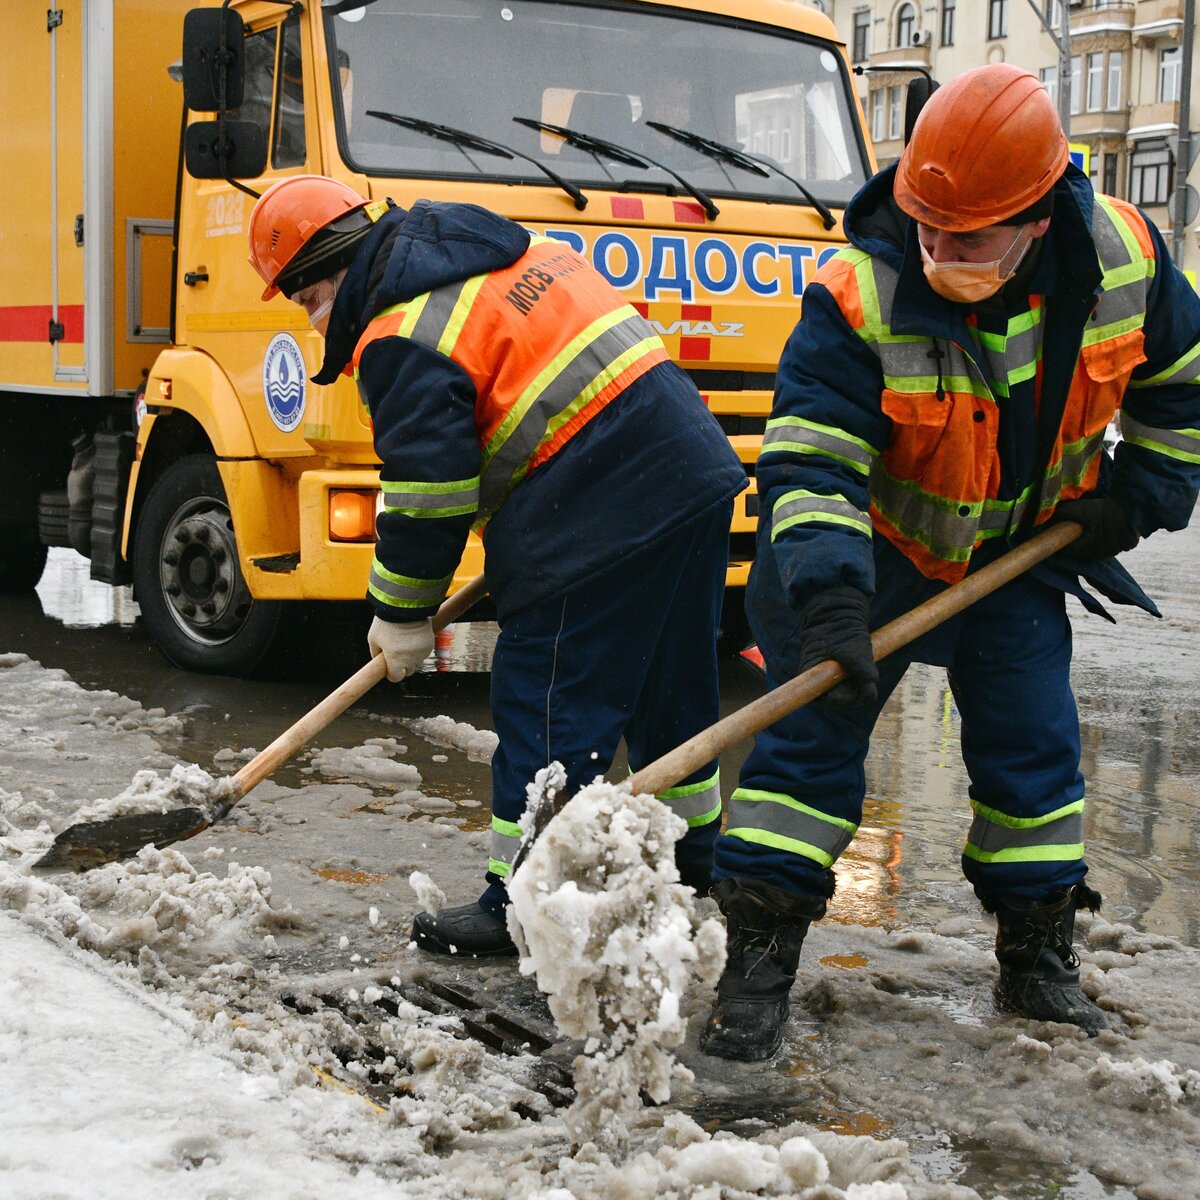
left=280, top=972, right=576, bottom=1111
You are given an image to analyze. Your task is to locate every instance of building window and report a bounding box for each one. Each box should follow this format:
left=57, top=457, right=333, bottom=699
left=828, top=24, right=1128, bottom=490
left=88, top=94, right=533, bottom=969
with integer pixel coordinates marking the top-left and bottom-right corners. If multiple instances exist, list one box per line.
left=853, top=10, right=870, bottom=62
left=941, top=0, right=956, bottom=47
left=1129, top=139, right=1173, bottom=207
left=896, top=3, right=915, bottom=48
left=1045, top=0, right=1063, bottom=29
left=1102, top=152, right=1118, bottom=196
left=888, top=86, right=903, bottom=141
left=1040, top=64, right=1058, bottom=108
left=1107, top=50, right=1123, bottom=112
left=1086, top=52, right=1103, bottom=113
left=871, top=89, right=885, bottom=142
left=1159, top=47, right=1181, bottom=103
left=1070, top=54, right=1082, bottom=116
left=988, top=0, right=1008, bottom=40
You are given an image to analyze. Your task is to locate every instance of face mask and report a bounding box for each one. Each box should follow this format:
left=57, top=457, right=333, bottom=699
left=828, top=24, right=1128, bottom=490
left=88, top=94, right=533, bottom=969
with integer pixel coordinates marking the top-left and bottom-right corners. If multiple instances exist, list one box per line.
left=919, top=226, right=1033, bottom=304
left=307, top=294, right=335, bottom=333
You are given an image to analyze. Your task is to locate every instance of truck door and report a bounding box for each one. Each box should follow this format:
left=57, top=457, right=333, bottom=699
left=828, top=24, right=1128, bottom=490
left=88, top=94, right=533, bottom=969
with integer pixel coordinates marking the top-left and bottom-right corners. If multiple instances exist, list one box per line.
left=47, top=3, right=87, bottom=384
left=177, top=8, right=322, bottom=457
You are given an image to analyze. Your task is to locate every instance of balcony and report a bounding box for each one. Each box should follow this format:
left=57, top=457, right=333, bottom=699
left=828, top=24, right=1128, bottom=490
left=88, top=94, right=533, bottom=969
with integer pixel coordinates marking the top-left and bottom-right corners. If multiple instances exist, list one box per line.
left=1131, top=0, right=1185, bottom=43
left=1070, top=1, right=1135, bottom=35
left=866, top=42, right=932, bottom=73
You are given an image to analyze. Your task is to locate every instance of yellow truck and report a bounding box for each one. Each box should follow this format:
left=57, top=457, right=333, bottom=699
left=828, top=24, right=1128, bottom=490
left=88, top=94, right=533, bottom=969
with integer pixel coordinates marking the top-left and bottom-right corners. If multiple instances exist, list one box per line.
left=1, top=0, right=877, bottom=674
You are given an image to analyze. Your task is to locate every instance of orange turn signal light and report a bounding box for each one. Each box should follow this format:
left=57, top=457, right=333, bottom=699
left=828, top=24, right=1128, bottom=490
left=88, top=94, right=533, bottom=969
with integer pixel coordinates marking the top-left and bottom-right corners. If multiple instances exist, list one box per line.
left=328, top=490, right=377, bottom=542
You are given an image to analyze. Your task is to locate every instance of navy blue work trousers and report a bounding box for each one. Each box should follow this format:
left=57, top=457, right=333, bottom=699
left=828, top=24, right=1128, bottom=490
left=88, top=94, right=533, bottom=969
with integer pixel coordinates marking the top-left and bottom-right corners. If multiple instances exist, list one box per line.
left=715, top=537, right=1088, bottom=902
left=480, top=499, right=733, bottom=911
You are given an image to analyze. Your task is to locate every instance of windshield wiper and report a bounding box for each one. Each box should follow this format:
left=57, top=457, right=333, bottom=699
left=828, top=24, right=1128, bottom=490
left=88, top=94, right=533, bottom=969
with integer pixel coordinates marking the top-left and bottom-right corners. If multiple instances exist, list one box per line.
left=513, top=116, right=718, bottom=221
left=647, top=121, right=836, bottom=230
left=367, top=111, right=587, bottom=210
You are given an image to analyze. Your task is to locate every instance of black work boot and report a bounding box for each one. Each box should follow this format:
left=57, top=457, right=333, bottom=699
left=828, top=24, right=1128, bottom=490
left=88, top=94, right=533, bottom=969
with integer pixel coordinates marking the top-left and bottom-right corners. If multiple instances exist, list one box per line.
left=700, top=877, right=828, bottom=1062
left=411, top=902, right=517, bottom=958
left=983, top=883, right=1107, bottom=1036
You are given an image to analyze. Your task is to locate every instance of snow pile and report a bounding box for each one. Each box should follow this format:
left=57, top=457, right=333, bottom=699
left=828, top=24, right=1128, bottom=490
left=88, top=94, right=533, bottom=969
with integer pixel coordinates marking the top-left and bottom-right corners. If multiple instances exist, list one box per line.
left=1, top=844, right=287, bottom=959
left=310, top=738, right=423, bottom=788
left=507, top=776, right=725, bottom=1154
left=1087, top=1054, right=1200, bottom=1111
left=406, top=714, right=498, bottom=762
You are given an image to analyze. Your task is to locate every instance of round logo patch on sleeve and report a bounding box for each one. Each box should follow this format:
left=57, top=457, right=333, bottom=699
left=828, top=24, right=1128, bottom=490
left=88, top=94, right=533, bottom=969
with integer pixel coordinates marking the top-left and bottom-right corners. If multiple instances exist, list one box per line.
left=262, top=333, right=307, bottom=432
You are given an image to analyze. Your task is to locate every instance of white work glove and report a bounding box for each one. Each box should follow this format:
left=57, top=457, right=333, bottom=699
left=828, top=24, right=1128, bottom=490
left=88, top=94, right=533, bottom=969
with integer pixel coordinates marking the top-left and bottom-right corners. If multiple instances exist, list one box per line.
left=367, top=616, right=435, bottom=682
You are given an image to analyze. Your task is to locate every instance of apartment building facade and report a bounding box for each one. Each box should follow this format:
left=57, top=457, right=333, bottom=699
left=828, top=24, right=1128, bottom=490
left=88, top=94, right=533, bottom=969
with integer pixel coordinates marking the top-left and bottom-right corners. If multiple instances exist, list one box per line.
left=801, top=0, right=1199, bottom=276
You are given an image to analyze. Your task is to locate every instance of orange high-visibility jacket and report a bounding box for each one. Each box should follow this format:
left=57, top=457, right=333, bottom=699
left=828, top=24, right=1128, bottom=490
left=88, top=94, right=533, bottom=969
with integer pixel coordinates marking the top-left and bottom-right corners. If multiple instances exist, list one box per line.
left=758, top=170, right=1200, bottom=599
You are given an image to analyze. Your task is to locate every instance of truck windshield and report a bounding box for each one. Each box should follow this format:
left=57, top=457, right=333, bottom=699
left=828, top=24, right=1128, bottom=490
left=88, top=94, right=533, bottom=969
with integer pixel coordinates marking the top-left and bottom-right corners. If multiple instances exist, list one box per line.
left=326, top=0, right=869, bottom=207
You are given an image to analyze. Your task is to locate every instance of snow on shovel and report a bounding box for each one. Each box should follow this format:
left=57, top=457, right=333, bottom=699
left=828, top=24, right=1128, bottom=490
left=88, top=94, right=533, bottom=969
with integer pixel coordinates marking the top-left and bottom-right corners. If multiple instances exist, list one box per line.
left=31, top=573, right=489, bottom=872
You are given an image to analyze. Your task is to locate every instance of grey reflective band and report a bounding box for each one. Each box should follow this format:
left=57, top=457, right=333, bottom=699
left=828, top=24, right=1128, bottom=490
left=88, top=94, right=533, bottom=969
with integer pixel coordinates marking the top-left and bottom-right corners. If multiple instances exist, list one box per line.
left=964, top=800, right=1085, bottom=865
left=366, top=559, right=451, bottom=610
left=1120, top=412, right=1200, bottom=463
left=656, top=772, right=722, bottom=827
left=771, top=490, right=871, bottom=540
left=760, top=417, right=877, bottom=475
left=724, top=788, right=857, bottom=868
left=380, top=477, right=481, bottom=518
left=408, top=277, right=472, bottom=351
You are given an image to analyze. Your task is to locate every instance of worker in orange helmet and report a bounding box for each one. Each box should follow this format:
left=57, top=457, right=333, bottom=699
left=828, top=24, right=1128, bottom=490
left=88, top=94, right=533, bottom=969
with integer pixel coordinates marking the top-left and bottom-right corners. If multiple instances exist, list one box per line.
left=247, top=177, right=746, bottom=957
left=701, top=64, right=1200, bottom=1061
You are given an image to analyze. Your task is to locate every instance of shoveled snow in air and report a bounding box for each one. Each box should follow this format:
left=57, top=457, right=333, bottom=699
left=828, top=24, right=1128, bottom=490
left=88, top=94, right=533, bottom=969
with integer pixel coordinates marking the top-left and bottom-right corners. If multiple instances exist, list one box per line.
left=2, top=648, right=1200, bottom=1199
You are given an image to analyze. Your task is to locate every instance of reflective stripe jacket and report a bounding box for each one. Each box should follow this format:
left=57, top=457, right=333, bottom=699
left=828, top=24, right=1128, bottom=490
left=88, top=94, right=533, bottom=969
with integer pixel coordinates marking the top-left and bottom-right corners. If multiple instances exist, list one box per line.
left=315, top=201, right=746, bottom=622
left=761, top=163, right=1200, bottom=607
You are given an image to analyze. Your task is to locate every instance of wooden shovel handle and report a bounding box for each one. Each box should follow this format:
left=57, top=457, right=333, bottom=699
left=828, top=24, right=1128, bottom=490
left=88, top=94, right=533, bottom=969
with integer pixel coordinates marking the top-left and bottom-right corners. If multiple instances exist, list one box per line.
left=626, top=522, right=1082, bottom=798
left=228, top=572, right=488, bottom=800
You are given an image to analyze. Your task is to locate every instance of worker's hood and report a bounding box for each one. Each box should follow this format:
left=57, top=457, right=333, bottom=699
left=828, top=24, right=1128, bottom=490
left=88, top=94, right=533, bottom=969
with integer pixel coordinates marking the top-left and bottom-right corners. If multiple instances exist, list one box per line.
left=314, top=200, right=531, bottom=384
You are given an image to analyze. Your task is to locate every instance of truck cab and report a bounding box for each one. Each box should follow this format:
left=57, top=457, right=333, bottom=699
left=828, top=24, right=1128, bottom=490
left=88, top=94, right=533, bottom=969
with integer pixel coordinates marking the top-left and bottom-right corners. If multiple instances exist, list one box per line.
left=3, top=0, right=875, bottom=675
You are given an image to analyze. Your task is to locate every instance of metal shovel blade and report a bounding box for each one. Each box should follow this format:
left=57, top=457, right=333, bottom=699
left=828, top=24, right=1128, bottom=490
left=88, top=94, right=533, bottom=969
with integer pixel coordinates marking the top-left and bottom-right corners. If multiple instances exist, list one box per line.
left=31, top=807, right=213, bottom=872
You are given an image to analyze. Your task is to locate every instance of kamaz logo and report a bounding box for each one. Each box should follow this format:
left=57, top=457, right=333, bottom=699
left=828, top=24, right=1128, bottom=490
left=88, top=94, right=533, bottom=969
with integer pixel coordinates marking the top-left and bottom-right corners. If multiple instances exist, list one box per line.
left=650, top=319, right=744, bottom=338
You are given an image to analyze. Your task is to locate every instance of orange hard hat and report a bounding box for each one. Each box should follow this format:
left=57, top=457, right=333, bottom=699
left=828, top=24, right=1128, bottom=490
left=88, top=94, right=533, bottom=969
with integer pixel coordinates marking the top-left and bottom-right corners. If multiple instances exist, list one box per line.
left=894, top=64, right=1068, bottom=232
left=248, top=174, right=370, bottom=300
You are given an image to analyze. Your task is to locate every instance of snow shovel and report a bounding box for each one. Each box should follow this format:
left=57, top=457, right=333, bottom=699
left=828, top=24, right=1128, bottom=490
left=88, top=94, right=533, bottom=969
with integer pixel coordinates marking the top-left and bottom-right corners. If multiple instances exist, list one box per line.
left=33, top=572, right=490, bottom=872
left=511, top=520, right=1083, bottom=871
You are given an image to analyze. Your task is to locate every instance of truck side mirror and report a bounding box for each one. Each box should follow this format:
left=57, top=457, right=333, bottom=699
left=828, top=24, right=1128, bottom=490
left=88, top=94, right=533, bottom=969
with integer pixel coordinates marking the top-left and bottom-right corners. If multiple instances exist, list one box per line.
left=185, top=120, right=267, bottom=179
left=182, top=8, right=246, bottom=111
left=904, top=76, right=939, bottom=145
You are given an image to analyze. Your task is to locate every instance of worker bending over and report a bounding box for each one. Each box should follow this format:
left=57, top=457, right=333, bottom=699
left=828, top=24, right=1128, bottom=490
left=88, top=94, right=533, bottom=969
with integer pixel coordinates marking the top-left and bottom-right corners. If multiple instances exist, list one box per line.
left=248, top=178, right=746, bottom=956
left=703, top=65, right=1200, bottom=1061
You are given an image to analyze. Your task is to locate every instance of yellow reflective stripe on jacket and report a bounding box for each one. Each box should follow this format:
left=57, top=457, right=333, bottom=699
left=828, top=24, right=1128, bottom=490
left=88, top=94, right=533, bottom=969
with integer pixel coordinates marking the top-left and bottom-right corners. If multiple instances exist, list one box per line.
left=1128, top=338, right=1200, bottom=389
left=963, top=798, right=1085, bottom=866
left=1119, top=413, right=1200, bottom=465
left=476, top=307, right=662, bottom=518
left=366, top=558, right=452, bottom=610
left=379, top=476, right=481, bottom=519
left=771, top=489, right=872, bottom=540
left=760, top=415, right=877, bottom=475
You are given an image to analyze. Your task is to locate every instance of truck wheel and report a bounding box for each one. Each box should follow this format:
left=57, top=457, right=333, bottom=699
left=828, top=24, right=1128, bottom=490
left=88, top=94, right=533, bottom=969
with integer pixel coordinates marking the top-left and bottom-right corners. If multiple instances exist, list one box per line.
left=0, top=534, right=48, bottom=592
left=133, top=455, right=283, bottom=675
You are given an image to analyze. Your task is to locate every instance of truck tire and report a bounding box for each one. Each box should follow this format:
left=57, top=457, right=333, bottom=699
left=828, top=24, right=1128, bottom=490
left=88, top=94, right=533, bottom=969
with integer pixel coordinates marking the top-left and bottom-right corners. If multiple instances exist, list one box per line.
left=133, top=454, right=283, bottom=675
left=0, top=532, right=48, bottom=592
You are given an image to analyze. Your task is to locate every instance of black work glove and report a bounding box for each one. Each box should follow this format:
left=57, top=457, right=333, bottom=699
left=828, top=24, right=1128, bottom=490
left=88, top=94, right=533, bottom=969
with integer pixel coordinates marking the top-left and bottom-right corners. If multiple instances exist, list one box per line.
left=1052, top=497, right=1140, bottom=562
left=799, top=586, right=879, bottom=708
